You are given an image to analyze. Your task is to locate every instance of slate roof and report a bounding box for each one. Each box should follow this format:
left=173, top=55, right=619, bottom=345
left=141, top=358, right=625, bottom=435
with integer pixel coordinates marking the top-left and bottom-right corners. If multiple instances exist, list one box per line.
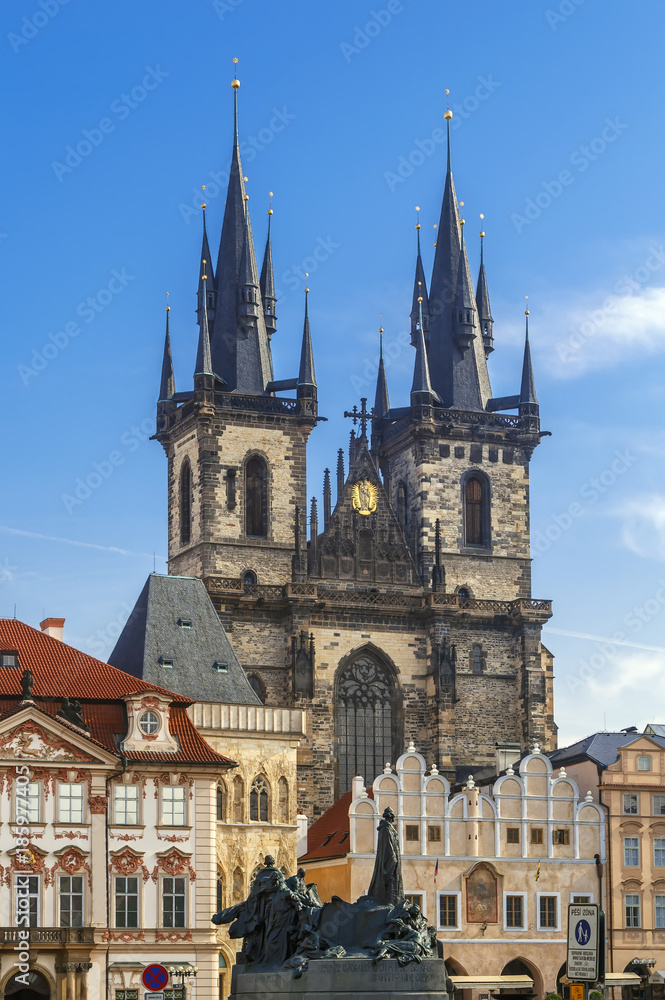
left=0, top=619, right=233, bottom=765
left=299, top=790, right=374, bottom=863
left=108, top=574, right=261, bottom=706
left=548, top=731, right=665, bottom=769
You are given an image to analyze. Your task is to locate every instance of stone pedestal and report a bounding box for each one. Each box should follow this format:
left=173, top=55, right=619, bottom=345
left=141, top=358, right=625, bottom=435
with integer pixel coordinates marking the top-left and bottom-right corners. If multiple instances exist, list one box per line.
left=229, top=956, right=450, bottom=1000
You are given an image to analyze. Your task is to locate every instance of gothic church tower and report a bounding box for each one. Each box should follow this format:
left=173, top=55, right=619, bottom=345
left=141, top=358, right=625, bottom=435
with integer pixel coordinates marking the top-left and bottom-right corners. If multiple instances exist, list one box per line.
left=154, top=71, right=555, bottom=822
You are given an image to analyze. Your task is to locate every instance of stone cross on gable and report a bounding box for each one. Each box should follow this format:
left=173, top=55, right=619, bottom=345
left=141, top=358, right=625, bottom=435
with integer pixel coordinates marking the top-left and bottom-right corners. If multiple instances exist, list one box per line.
left=343, top=397, right=379, bottom=439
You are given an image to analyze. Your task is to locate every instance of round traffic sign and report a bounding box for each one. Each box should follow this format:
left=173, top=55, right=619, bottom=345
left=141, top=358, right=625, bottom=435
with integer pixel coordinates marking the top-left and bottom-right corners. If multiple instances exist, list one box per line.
left=575, top=919, right=591, bottom=945
left=142, top=964, right=169, bottom=991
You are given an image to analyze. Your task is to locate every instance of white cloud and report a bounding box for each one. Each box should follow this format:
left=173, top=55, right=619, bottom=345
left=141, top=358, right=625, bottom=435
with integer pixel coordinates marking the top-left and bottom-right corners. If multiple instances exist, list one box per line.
left=614, top=495, right=665, bottom=562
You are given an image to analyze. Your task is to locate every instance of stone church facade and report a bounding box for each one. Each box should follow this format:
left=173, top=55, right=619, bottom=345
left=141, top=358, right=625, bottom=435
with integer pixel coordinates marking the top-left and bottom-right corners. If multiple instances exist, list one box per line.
left=154, top=68, right=556, bottom=822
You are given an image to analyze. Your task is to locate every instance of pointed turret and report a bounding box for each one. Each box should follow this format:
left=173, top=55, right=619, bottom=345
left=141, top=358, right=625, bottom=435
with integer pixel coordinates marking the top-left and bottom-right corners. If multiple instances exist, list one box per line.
left=197, top=199, right=216, bottom=330
left=194, top=263, right=214, bottom=386
left=519, top=306, right=538, bottom=417
left=323, top=468, right=331, bottom=531
left=158, top=301, right=175, bottom=401
left=410, top=209, right=430, bottom=345
left=411, top=299, right=436, bottom=405
left=211, top=59, right=273, bottom=392
left=452, top=221, right=477, bottom=354
left=426, top=94, right=492, bottom=410
left=476, top=221, right=493, bottom=356
left=374, top=328, right=390, bottom=418
left=297, top=286, right=316, bottom=399
left=336, top=449, right=345, bottom=502
left=260, top=198, right=277, bottom=337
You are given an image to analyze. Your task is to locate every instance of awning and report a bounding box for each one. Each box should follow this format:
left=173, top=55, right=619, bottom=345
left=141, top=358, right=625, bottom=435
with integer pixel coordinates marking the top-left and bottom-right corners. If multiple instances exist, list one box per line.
left=604, top=974, right=643, bottom=987
left=450, top=976, right=534, bottom=990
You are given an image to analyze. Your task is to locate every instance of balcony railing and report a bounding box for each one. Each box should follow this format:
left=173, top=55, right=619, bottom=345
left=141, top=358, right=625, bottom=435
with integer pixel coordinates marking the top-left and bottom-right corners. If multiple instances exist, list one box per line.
left=0, top=927, right=96, bottom=945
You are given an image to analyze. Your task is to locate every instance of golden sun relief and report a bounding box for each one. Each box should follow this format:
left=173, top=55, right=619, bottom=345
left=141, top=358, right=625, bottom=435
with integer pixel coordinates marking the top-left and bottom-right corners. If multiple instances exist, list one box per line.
left=351, top=479, right=378, bottom=515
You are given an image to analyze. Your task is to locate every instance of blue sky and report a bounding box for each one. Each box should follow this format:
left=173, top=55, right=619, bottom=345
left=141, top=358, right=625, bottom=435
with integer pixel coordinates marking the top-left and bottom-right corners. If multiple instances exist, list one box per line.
left=2, top=0, right=665, bottom=748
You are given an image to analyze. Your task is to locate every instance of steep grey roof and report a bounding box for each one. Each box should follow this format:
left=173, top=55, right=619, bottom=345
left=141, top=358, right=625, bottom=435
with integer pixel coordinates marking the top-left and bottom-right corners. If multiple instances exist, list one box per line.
left=520, top=319, right=538, bottom=405
left=260, top=214, right=276, bottom=302
left=158, top=309, right=175, bottom=401
left=374, top=334, right=390, bottom=418
left=548, top=731, right=665, bottom=769
left=475, top=239, right=493, bottom=335
left=297, top=291, right=316, bottom=387
left=196, top=207, right=215, bottom=330
left=646, top=724, right=665, bottom=737
left=194, top=273, right=214, bottom=378
left=108, top=574, right=261, bottom=705
left=411, top=322, right=436, bottom=402
left=410, top=227, right=430, bottom=344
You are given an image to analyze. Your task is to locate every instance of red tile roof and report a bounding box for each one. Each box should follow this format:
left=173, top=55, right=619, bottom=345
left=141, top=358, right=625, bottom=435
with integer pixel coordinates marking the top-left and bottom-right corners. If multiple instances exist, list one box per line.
left=299, top=788, right=374, bottom=862
left=0, top=619, right=235, bottom=766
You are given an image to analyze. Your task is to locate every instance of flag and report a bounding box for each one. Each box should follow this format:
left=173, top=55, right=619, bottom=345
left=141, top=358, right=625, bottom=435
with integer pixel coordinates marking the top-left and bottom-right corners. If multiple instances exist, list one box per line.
left=535, top=860, right=541, bottom=882
left=434, top=858, right=439, bottom=885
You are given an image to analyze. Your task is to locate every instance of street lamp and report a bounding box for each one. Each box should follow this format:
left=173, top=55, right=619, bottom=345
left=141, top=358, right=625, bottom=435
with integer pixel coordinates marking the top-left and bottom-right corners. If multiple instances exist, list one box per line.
left=166, top=965, right=199, bottom=991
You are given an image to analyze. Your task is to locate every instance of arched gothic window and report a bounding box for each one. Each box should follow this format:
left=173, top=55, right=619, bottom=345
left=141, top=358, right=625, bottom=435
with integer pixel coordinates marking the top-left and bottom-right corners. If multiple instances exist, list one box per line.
left=471, top=644, right=485, bottom=675
left=245, top=456, right=268, bottom=537
left=277, top=777, right=289, bottom=824
left=247, top=674, right=265, bottom=704
left=396, top=482, right=408, bottom=535
left=216, top=780, right=226, bottom=822
left=243, top=570, right=257, bottom=593
left=465, top=475, right=486, bottom=547
left=232, top=775, right=244, bottom=824
left=250, top=776, right=269, bottom=822
left=335, top=654, right=398, bottom=795
left=179, top=460, right=192, bottom=545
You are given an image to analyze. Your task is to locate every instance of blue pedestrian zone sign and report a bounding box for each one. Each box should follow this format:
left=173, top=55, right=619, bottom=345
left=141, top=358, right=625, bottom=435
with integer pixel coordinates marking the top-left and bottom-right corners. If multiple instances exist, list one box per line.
left=567, top=904, right=600, bottom=982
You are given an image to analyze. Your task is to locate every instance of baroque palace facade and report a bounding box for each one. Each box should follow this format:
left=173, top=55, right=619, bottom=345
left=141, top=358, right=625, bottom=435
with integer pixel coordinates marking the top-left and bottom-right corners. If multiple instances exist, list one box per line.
left=154, top=67, right=557, bottom=822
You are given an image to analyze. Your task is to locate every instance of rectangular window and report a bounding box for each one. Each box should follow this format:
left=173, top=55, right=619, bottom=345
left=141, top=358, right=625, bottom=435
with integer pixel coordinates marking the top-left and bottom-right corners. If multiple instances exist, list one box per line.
left=655, top=838, right=665, bottom=867
left=572, top=895, right=592, bottom=904
left=531, top=828, right=543, bottom=845
left=114, top=876, right=139, bottom=928
left=638, top=755, right=651, bottom=771
left=625, top=894, right=641, bottom=928
left=405, top=825, right=419, bottom=842
left=428, top=826, right=441, bottom=842
left=15, top=875, right=39, bottom=927
left=624, top=837, right=640, bottom=867
left=162, top=876, right=187, bottom=928
left=623, top=793, right=638, bottom=815
left=59, top=875, right=83, bottom=927
left=553, top=829, right=570, bottom=846
left=115, top=992, right=139, bottom=1000
left=538, top=895, right=558, bottom=929
left=654, top=795, right=665, bottom=816
left=438, top=893, right=458, bottom=928
left=161, top=786, right=186, bottom=826
left=114, top=785, right=139, bottom=825
left=58, top=783, right=84, bottom=824
left=506, top=894, right=524, bottom=928
left=405, top=892, right=424, bottom=909
left=16, top=781, right=40, bottom=823
left=656, top=895, right=665, bottom=929
left=507, top=828, right=520, bottom=844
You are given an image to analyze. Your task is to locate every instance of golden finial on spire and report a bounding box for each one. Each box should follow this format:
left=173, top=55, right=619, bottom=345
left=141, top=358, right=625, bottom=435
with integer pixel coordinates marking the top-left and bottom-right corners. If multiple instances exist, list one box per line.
left=232, top=57, right=240, bottom=89
left=268, top=191, right=274, bottom=216
left=444, top=88, right=453, bottom=121
left=166, top=291, right=170, bottom=312
left=525, top=294, right=529, bottom=317
left=479, top=212, right=485, bottom=238
left=459, top=201, right=465, bottom=227
left=418, top=296, right=423, bottom=303
left=202, top=259, right=208, bottom=281
left=415, top=205, right=421, bottom=231
left=305, top=271, right=309, bottom=294
left=201, top=184, right=206, bottom=210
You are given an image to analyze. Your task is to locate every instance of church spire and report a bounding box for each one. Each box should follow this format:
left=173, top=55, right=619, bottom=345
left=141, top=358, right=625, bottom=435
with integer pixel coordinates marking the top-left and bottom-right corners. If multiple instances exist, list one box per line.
left=197, top=193, right=215, bottom=331
left=211, top=58, right=273, bottom=392
left=297, top=284, right=316, bottom=398
left=374, top=327, right=390, bottom=417
left=194, top=262, right=214, bottom=383
left=158, top=295, right=175, bottom=401
left=411, top=298, right=436, bottom=404
left=410, top=207, right=430, bottom=345
left=519, top=302, right=538, bottom=415
left=260, top=195, right=277, bottom=337
left=476, top=216, right=493, bottom=356
left=452, top=216, right=477, bottom=354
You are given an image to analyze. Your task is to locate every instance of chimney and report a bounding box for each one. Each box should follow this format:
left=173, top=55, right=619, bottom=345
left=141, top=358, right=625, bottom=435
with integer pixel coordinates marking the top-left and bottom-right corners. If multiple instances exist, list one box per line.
left=40, top=618, right=65, bottom=642
left=296, top=813, right=308, bottom=860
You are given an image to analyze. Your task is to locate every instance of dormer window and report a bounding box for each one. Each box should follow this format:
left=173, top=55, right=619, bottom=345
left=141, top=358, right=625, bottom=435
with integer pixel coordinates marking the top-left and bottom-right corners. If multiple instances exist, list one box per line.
left=159, top=657, right=174, bottom=669
left=177, top=619, right=192, bottom=629
left=138, top=711, right=159, bottom=736
left=213, top=661, right=229, bottom=673
left=1, top=652, right=18, bottom=668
